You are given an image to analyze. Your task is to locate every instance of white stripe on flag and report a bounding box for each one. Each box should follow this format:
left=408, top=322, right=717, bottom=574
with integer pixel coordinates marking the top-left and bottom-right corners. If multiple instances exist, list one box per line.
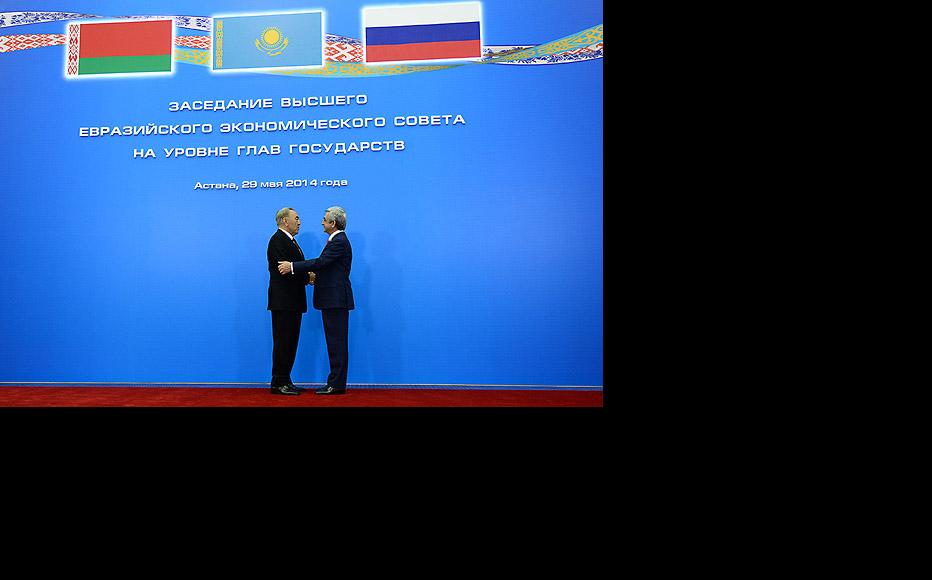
left=363, top=2, right=481, bottom=28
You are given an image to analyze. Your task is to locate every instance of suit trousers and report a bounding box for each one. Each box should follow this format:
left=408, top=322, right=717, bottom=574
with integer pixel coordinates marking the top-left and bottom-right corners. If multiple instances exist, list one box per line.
left=321, top=308, right=349, bottom=387
left=271, top=309, right=302, bottom=387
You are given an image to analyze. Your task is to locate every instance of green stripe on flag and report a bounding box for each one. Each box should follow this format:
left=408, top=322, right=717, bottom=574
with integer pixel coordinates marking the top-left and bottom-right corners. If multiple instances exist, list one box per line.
left=78, top=54, right=171, bottom=75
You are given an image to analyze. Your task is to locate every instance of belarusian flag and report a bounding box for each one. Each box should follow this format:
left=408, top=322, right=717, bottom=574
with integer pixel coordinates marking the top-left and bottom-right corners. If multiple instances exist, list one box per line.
left=67, top=20, right=173, bottom=76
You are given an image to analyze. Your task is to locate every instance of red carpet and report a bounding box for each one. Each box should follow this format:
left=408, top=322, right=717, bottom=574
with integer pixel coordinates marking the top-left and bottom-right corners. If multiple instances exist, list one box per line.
left=0, top=386, right=602, bottom=407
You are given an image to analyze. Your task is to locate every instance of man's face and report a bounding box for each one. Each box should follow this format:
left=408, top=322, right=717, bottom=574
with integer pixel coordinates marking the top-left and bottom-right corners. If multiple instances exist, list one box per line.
left=322, top=212, right=336, bottom=234
left=282, top=211, right=300, bottom=236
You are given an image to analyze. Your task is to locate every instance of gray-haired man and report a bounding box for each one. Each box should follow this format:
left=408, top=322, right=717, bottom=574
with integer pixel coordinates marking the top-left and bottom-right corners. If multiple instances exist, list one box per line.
left=267, top=207, right=313, bottom=395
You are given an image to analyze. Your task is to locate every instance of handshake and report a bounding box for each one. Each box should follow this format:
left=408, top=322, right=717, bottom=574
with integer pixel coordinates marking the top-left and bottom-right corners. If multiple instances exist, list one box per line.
left=278, top=261, right=315, bottom=285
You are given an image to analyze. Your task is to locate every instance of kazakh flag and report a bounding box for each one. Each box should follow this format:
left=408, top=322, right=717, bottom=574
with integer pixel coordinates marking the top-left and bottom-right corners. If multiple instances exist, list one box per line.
left=213, top=12, right=324, bottom=71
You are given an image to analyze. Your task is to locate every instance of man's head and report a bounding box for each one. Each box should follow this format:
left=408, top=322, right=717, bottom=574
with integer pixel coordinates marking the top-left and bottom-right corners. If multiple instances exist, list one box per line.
left=276, top=207, right=300, bottom=236
left=322, top=206, right=346, bottom=234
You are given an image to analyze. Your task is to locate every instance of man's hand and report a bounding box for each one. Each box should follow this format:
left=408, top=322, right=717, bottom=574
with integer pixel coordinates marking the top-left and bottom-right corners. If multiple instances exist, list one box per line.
left=307, top=272, right=316, bottom=285
left=277, top=261, right=293, bottom=275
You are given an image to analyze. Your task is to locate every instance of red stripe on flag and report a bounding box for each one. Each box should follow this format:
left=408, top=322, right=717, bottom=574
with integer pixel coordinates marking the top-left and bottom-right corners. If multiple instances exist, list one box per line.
left=366, top=39, right=480, bottom=63
left=79, top=20, right=172, bottom=58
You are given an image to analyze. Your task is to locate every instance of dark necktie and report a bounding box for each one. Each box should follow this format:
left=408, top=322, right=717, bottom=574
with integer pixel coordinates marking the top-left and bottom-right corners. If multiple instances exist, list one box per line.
left=292, top=238, right=303, bottom=257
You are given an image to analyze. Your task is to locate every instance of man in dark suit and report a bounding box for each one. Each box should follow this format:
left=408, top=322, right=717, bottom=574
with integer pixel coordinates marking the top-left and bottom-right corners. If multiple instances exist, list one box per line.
left=267, top=207, right=313, bottom=395
left=277, top=206, right=354, bottom=395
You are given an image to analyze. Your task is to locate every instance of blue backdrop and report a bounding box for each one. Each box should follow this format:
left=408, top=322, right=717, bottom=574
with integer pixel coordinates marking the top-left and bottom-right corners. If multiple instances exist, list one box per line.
left=0, top=1, right=602, bottom=386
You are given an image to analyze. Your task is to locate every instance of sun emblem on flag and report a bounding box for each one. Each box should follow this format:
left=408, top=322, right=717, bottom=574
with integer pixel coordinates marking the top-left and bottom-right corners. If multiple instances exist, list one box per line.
left=256, top=27, right=288, bottom=56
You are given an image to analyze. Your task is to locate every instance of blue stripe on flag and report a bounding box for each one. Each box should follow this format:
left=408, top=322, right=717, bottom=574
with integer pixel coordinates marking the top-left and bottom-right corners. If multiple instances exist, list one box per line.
left=365, top=21, right=479, bottom=46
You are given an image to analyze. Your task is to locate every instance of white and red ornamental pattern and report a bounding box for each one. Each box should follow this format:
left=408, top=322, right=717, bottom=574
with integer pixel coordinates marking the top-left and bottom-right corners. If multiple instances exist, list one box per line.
left=0, top=33, right=65, bottom=52
left=66, top=25, right=78, bottom=74
left=326, top=41, right=363, bottom=63
left=174, top=35, right=211, bottom=50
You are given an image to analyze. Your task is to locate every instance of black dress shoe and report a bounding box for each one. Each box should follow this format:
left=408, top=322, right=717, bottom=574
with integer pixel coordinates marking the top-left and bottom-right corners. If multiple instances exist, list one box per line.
left=271, top=384, right=301, bottom=395
left=315, top=385, right=346, bottom=395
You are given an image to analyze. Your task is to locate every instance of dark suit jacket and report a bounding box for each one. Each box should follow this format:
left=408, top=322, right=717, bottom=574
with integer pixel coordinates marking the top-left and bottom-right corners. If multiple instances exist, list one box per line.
left=267, top=229, right=308, bottom=312
left=292, top=231, right=355, bottom=311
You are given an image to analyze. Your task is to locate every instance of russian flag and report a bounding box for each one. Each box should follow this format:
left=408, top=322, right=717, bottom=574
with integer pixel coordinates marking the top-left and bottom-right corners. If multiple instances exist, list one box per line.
left=364, top=2, right=482, bottom=64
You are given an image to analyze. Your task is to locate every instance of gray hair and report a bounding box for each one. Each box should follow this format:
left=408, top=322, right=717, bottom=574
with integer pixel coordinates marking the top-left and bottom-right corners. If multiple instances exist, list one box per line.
left=325, top=206, right=346, bottom=230
left=276, top=207, right=295, bottom=225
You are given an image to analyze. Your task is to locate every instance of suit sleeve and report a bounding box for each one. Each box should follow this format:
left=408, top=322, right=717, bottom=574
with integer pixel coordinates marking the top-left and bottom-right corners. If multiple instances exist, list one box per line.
left=293, top=237, right=345, bottom=274
left=269, top=236, right=304, bottom=283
